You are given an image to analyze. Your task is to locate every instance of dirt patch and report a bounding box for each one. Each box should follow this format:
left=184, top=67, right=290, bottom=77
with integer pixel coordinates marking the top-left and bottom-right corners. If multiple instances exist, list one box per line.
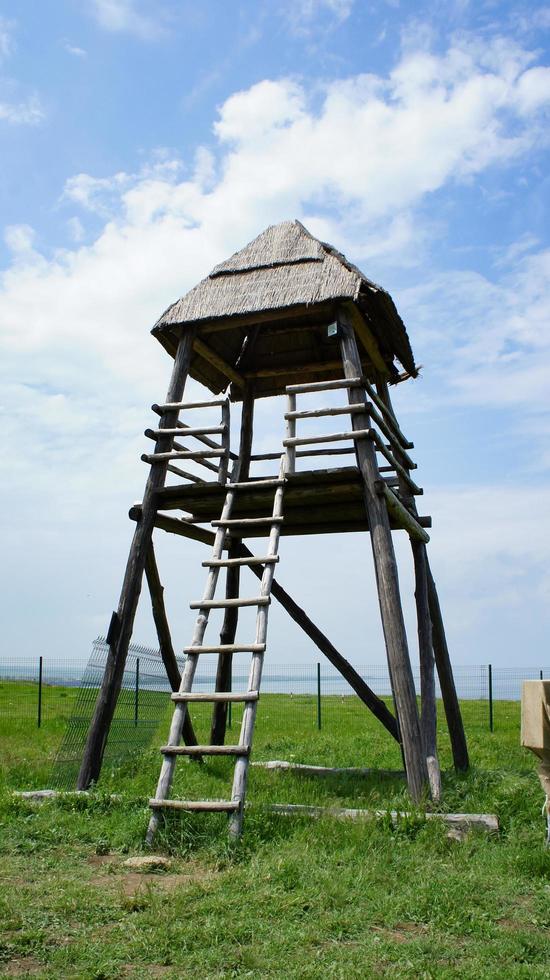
left=87, top=853, right=214, bottom=897
left=372, top=922, right=428, bottom=944
left=2, top=956, right=43, bottom=976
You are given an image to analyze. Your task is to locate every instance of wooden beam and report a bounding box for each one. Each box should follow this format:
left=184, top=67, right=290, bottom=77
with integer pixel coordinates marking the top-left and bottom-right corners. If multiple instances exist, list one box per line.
left=427, top=563, right=469, bottom=772
left=375, top=482, right=430, bottom=542
left=259, top=802, right=498, bottom=833
left=412, top=539, right=441, bottom=801
left=343, top=300, right=388, bottom=376
left=193, top=336, right=245, bottom=387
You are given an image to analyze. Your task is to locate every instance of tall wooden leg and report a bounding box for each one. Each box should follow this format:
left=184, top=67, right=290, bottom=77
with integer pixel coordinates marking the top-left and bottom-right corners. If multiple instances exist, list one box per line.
left=412, top=539, right=441, bottom=800
left=210, top=384, right=255, bottom=744
left=144, top=544, right=198, bottom=747
left=427, top=563, right=469, bottom=771
left=77, top=329, right=196, bottom=789
left=338, top=310, right=428, bottom=802
left=373, top=375, right=468, bottom=776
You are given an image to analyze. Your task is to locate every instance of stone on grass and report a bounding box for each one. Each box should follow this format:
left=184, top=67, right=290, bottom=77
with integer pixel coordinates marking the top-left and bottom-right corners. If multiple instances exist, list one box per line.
left=123, top=855, right=171, bottom=872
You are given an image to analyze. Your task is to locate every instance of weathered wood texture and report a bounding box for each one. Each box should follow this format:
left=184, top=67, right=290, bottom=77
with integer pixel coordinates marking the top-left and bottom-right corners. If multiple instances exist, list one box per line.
left=376, top=377, right=468, bottom=775
left=211, top=383, right=255, bottom=744
left=261, top=802, right=498, bottom=833
left=144, top=544, right=198, bottom=747
left=77, top=328, right=196, bottom=790
left=338, top=310, right=428, bottom=802
left=427, top=563, right=469, bottom=771
left=412, top=539, right=441, bottom=800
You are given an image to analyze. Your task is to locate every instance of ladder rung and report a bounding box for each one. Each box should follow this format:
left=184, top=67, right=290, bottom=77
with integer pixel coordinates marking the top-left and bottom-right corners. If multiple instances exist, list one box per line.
left=227, top=478, right=285, bottom=490
left=160, top=744, right=250, bottom=756
left=183, top=644, right=266, bottom=654
left=285, top=377, right=363, bottom=394
left=142, top=450, right=225, bottom=463
left=146, top=425, right=226, bottom=438
left=284, top=430, right=373, bottom=448
left=149, top=799, right=238, bottom=812
left=189, top=597, right=270, bottom=609
left=284, top=405, right=365, bottom=420
left=202, top=555, right=279, bottom=568
left=171, top=691, right=259, bottom=702
left=212, top=517, right=283, bottom=527
left=152, top=399, right=228, bottom=412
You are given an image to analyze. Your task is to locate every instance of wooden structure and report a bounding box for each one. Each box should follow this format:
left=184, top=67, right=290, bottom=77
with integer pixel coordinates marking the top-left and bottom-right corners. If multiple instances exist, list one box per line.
left=77, top=220, right=468, bottom=839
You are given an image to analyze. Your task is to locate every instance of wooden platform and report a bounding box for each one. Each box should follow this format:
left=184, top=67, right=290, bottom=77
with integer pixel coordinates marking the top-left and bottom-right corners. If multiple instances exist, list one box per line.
left=152, top=467, right=431, bottom=537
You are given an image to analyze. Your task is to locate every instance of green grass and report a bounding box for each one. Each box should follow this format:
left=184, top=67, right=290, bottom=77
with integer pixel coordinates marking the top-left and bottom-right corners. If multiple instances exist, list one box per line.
left=1, top=687, right=549, bottom=978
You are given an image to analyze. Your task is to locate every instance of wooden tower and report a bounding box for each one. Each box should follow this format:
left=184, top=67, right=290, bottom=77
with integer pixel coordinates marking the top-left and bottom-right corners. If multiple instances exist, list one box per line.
left=78, top=220, right=468, bottom=839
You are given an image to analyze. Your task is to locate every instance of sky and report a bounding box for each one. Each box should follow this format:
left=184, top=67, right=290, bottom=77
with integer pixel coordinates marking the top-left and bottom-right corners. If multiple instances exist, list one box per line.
left=1, top=0, right=550, bottom=674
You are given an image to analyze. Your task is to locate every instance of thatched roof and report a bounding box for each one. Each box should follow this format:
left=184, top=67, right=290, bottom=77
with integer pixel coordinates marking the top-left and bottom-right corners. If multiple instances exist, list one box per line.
left=152, top=220, right=416, bottom=398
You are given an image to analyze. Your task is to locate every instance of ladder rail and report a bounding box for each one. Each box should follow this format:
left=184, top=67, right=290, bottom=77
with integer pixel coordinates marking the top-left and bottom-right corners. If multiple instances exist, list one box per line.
left=228, top=449, right=290, bottom=836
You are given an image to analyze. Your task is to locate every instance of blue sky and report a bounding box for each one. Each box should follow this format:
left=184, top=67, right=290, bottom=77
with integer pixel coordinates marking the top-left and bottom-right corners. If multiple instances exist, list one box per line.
left=1, top=0, right=550, bottom=671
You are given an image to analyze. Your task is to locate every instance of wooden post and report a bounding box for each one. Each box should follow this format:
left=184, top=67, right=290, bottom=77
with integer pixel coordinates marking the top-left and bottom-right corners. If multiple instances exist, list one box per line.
left=77, top=327, right=196, bottom=789
left=411, top=539, right=441, bottom=799
left=210, top=383, right=255, bottom=744
left=375, top=376, right=468, bottom=773
left=144, top=543, right=198, bottom=747
left=426, top=563, right=469, bottom=771
left=337, top=311, right=428, bottom=802
left=374, top=376, right=441, bottom=798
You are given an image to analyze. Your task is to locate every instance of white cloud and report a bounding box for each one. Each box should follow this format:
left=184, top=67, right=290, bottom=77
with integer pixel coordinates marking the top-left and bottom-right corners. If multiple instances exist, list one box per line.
left=2, top=32, right=550, bottom=663
left=4, top=224, right=36, bottom=253
left=282, top=0, right=354, bottom=34
left=91, top=0, right=165, bottom=40
left=63, top=40, right=87, bottom=57
left=0, top=16, right=14, bottom=61
left=0, top=94, right=44, bottom=124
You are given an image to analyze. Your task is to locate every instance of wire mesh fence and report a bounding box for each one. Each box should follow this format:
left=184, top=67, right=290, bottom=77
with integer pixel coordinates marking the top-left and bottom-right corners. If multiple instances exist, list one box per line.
left=1, top=640, right=547, bottom=787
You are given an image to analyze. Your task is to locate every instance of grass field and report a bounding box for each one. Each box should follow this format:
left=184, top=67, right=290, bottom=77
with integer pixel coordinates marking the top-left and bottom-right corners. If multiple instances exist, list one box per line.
left=1, top=685, right=549, bottom=978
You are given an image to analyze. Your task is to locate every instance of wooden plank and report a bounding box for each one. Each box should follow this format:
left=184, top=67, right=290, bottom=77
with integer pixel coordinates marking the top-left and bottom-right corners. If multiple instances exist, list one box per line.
left=285, top=405, right=364, bottom=420
left=260, top=803, right=498, bottom=832
left=160, top=744, right=249, bottom=756
left=338, top=310, right=428, bottom=802
left=142, top=449, right=225, bottom=462
left=172, top=692, right=259, bottom=702
left=149, top=799, right=238, bottom=812
left=152, top=398, right=227, bottom=411
left=193, top=336, right=244, bottom=387
left=286, top=376, right=362, bottom=394
left=147, top=426, right=226, bottom=438
left=284, top=429, right=373, bottom=447
left=189, top=597, right=270, bottom=609
left=252, top=760, right=404, bottom=777
left=184, top=644, right=265, bottom=654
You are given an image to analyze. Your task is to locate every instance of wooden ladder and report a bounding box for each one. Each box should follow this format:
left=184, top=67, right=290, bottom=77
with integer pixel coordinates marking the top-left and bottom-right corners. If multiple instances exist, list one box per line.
left=146, top=445, right=290, bottom=843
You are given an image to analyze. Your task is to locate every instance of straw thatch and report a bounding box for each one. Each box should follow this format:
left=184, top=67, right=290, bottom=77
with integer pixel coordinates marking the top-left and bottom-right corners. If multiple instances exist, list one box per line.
left=152, top=220, right=416, bottom=397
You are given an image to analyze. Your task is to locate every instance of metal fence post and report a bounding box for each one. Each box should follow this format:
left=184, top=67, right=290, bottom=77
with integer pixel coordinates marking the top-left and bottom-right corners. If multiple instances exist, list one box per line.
left=317, top=662, right=321, bottom=730
left=488, top=663, right=493, bottom=732
left=37, top=655, right=43, bottom=728
left=134, top=657, right=140, bottom=727
left=541, top=670, right=544, bottom=680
